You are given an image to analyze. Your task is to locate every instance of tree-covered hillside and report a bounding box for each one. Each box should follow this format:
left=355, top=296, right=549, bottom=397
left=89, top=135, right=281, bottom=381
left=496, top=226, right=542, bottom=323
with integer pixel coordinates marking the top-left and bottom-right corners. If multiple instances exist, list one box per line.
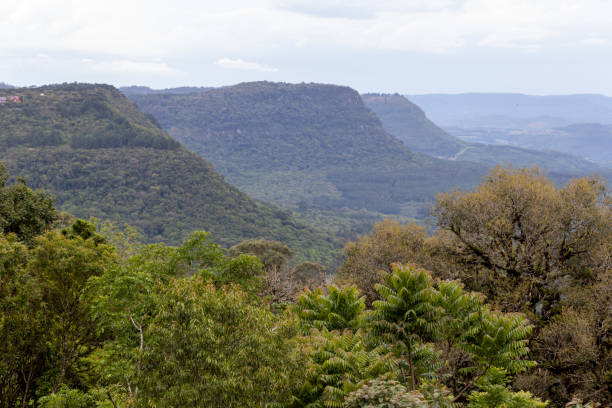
left=0, top=84, right=179, bottom=149
left=361, top=93, right=466, bottom=157
left=128, top=82, right=487, bottom=226
left=0, top=84, right=339, bottom=264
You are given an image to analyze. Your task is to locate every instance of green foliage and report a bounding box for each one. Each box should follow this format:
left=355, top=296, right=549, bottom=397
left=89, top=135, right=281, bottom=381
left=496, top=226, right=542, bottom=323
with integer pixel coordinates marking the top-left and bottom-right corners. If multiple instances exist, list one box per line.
left=466, top=368, right=547, bottom=408
left=38, top=386, right=111, bottom=408
left=62, top=218, right=106, bottom=244
left=219, top=253, right=265, bottom=292
left=0, top=222, right=115, bottom=406
left=1, top=145, right=339, bottom=265
left=228, top=238, right=293, bottom=271
left=29, top=228, right=115, bottom=394
left=344, top=380, right=429, bottom=408
left=293, top=285, right=365, bottom=332
left=292, top=261, right=326, bottom=285
left=0, top=163, right=57, bottom=244
left=370, top=265, right=535, bottom=399
left=372, top=265, right=442, bottom=390
left=139, top=276, right=301, bottom=408
left=291, top=328, right=397, bottom=408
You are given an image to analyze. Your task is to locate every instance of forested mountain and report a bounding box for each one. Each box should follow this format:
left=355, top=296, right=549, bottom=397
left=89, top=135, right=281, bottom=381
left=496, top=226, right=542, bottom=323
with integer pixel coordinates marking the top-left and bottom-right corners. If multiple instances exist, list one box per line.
left=127, top=82, right=487, bottom=231
left=0, top=84, right=338, bottom=263
left=361, top=93, right=466, bottom=157
left=364, top=93, right=608, bottom=176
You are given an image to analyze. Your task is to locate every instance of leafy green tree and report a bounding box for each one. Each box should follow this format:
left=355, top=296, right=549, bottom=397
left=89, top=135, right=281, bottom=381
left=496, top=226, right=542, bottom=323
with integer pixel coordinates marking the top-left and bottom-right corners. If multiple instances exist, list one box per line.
left=38, top=386, right=112, bottom=408
left=82, top=231, right=266, bottom=406
left=0, top=234, right=48, bottom=407
left=432, top=167, right=612, bottom=315
left=229, top=239, right=298, bottom=302
left=291, top=261, right=326, bottom=288
left=27, top=225, right=115, bottom=393
left=337, top=220, right=428, bottom=304
left=139, top=276, right=301, bottom=407
left=0, top=163, right=57, bottom=245
left=228, top=238, right=293, bottom=273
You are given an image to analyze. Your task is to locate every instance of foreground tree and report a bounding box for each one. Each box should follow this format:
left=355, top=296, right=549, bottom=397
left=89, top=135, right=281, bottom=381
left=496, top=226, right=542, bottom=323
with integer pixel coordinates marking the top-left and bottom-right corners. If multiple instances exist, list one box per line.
left=0, top=164, right=57, bottom=245
left=337, top=220, right=428, bottom=304
left=432, top=166, right=612, bottom=316
left=139, top=276, right=301, bottom=407
left=338, top=167, right=612, bottom=406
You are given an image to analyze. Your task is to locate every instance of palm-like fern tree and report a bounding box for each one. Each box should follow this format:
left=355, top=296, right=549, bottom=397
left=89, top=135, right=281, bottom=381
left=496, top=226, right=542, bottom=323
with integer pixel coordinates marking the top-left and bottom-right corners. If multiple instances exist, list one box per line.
left=292, top=285, right=366, bottom=332
left=372, top=265, right=443, bottom=390
left=290, top=328, right=396, bottom=408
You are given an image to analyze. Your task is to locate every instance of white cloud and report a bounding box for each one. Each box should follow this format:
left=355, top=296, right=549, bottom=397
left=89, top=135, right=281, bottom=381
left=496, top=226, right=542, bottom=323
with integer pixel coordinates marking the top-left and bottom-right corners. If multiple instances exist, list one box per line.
left=215, top=58, right=279, bottom=72
left=0, top=0, right=611, bottom=57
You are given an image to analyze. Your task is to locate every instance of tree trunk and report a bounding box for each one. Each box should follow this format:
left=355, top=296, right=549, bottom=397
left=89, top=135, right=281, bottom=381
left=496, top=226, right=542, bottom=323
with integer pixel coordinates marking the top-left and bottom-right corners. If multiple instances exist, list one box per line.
left=408, top=343, right=416, bottom=391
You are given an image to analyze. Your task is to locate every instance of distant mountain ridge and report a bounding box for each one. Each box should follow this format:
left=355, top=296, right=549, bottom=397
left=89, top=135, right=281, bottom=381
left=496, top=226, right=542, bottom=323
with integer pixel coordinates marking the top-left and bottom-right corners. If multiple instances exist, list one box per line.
left=361, top=93, right=466, bottom=157
left=127, top=82, right=488, bottom=235
left=0, top=83, right=339, bottom=263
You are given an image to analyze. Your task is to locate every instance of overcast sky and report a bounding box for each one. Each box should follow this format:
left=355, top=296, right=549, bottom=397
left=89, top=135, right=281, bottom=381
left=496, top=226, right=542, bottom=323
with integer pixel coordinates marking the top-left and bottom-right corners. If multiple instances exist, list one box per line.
left=1, top=0, right=611, bottom=94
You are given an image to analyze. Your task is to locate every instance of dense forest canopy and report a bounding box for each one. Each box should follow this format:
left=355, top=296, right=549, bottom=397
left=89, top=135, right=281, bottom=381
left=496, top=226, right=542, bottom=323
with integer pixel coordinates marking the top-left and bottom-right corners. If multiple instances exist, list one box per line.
left=2, top=164, right=609, bottom=407
left=0, top=84, right=339, bottom=264
left=127, top=82, right=488, bottom=233
left=0, top=83, right=179, bottom=149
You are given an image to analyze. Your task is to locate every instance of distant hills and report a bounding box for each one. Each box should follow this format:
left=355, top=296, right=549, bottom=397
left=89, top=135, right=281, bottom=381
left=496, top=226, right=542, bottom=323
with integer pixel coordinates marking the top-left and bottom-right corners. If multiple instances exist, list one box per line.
left=0, top=83, right=338, bottom=263
left=364, top=93, right=608, bottom=177
left=408, top=93, right=612, bottom=128
left=407, top=93, right=612, bottom=166
left=0, top=82, right=15, bottom=89
left=127, top=82, right=488, bottom=232
left=449, top=123, right=612, bottom=166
